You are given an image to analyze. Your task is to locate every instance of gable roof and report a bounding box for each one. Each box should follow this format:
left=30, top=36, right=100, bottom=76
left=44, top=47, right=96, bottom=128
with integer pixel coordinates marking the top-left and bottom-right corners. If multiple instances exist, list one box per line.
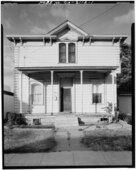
left=46, top=20, right=89, bottom=36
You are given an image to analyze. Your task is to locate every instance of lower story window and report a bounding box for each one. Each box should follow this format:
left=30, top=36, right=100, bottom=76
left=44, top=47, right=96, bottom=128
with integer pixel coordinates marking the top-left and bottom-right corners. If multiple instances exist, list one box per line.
left=31, top=83, right=43, bottom=105
left=92, top=93, right=102, bottom=103
left=92, top=82, right=104, bottom=104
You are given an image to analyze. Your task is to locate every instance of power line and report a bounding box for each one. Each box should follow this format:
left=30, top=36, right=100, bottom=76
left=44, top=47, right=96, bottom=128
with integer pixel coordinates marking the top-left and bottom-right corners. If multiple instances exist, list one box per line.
left=79, top=3, right=120, bottom=27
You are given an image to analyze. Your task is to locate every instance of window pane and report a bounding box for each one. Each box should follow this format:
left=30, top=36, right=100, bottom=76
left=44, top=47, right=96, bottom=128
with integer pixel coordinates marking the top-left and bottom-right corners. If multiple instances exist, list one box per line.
left=59, top=43, right=66, bottom=63
left=68, top=43, right=75, bottom=63
left=31, top=84, right=42, bottom=104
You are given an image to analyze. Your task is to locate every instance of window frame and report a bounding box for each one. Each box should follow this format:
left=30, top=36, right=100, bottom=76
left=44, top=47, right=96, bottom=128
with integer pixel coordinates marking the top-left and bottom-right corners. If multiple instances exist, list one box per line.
left=30, top=82, right=44, bottom=105
left=68, top=43, right=76, bottom=63
left=58, top=42, right=77, bottom=64
left=59, top=43, right=66, bottom=63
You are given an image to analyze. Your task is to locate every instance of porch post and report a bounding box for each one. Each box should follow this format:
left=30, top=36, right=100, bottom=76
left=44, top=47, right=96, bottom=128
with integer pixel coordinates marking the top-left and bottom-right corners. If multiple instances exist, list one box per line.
left=51, top=71, right=54, bottom=114
left=80, top=70, right=83, bottom=114
left=20, top=71, right=23, bottom=113
left=28, top=76, right=30, bottom=113
left=112, top=71, right=115, bottom=116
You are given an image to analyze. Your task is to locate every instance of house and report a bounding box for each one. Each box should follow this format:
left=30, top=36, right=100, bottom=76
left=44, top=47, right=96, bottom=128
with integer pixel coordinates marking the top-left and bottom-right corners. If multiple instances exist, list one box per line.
left=6, top=20, right=127, bottom=125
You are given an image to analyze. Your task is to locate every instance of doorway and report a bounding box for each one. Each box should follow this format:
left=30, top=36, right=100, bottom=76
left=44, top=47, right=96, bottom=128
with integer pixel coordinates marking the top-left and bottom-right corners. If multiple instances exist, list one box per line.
left=60, top=87, right=72, bottom=112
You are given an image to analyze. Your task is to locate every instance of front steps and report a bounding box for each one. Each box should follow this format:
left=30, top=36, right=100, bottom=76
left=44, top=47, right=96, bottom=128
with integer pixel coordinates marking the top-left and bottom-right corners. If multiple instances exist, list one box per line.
left=55, top=115, right=79, bottom=127
left=24, top=113, right=111, bottom=127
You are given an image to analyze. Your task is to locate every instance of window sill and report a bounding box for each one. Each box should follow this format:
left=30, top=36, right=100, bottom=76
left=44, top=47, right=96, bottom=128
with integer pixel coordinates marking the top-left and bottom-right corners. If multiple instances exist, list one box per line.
left=92, top=103, right=105, bottom=105
left=57, top=62, right=77, bottom=64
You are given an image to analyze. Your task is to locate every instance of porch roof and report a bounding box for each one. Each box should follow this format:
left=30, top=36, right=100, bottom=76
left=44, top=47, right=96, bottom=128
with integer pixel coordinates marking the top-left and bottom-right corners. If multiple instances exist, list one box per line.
left=17, top=66, right=117, bottom=73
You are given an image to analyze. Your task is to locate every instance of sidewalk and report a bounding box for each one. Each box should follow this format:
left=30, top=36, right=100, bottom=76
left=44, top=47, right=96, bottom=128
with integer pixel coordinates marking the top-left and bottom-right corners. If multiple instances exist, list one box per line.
left=4, top=151, right=132, bottom=166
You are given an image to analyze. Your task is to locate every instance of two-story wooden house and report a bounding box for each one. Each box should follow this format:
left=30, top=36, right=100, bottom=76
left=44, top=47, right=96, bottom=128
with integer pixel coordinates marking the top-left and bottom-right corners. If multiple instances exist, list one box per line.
left=7, top=20, right=127, bottom=126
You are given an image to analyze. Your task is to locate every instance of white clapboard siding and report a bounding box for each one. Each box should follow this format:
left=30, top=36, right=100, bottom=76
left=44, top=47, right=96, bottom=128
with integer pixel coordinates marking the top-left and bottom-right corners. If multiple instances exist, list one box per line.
left=75, top=78, right=82, bottom=113
left=83, top=79, right=92, bottom=112
left=14, top=69, right=20, bottom=113
left=52, top=83, right=59, bottom=113
left=16, top=43, right=120, bottom=67
left=22, top=74, right=29, bottom=113
left=78, top=46, right=120, bottom=66
left=105, top=73, right=117, bottom=104
left=14, top=46, right=20, bottom=67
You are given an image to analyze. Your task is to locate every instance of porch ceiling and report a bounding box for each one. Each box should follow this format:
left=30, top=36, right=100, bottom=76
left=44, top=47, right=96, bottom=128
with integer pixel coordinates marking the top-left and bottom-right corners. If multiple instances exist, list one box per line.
left=17, top=66, right=117, bottom=74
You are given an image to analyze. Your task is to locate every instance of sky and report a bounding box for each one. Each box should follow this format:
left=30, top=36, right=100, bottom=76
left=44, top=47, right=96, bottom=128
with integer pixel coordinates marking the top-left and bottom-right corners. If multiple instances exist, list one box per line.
left=1, top=1, right=134, bottom=92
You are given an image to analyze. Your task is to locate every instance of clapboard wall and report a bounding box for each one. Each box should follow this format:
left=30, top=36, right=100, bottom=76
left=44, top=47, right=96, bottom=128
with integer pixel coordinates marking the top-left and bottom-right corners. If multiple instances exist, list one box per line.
left=14, top=41, right=120, bottom=68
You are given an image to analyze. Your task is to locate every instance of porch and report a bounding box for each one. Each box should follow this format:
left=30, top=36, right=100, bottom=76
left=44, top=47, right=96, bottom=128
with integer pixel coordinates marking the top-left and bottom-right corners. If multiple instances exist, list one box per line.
left=16, top=67, right=117, bottom=119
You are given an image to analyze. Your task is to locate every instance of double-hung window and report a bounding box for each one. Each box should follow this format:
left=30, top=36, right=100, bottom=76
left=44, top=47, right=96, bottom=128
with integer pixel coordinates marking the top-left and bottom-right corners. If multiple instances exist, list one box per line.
left=59, top=43, right=66, bottom=63
left=92, top=82, right=104, bottom=104
left=59, top=42, right=76, bottom=63
left=31, top=83, right=43, bottom=105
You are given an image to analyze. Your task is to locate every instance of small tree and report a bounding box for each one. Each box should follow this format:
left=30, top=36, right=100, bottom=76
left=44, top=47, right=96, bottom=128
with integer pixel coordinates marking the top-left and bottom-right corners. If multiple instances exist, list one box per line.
left=117, top=43, right=132, bottom=93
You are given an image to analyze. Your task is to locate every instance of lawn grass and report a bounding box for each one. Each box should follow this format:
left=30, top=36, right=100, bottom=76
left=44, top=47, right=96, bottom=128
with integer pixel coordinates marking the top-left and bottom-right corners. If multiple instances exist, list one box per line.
left=81, top=128, right=132, bottom=151
left=81, top=135, right=132, bottom=151
left=4, top=128, right=57, bottom=153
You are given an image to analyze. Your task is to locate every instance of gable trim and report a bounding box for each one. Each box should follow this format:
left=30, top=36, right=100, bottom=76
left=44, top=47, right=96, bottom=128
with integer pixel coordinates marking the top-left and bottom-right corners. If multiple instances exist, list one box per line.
left=46, top=20, right=88, bottom=36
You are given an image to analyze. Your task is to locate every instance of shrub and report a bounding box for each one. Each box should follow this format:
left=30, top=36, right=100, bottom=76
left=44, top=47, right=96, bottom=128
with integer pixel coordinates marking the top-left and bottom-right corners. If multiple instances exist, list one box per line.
left=118, top=113, right=132, bottom=125
left=6, top=112, right=27, bottom=126
left=6, top=112, right=16, bottom=126
left=103, top=102, right=117, bottom=114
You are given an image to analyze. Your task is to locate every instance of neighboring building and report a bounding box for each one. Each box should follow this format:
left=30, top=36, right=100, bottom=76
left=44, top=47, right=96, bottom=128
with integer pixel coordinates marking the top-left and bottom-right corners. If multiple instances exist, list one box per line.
left=118, top=93, right=132, bottom=115
left=4, top=91, right=14, bottom=119
left=6, top=20, right=127, bottom=125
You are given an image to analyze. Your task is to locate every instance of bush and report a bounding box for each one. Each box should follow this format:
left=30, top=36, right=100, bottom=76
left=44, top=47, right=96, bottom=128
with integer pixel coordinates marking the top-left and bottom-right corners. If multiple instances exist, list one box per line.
left=6, top=112, right=27, bottom=126
left=118, top=113, right=132, bottom=125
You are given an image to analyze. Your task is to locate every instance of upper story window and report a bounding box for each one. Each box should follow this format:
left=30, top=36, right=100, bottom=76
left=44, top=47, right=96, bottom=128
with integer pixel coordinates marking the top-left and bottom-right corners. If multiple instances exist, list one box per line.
left=68, top=43, right=75, bottom=63
left=59, top=42, right=76, bottom=63
left=59, top=43, right=66, bottom=63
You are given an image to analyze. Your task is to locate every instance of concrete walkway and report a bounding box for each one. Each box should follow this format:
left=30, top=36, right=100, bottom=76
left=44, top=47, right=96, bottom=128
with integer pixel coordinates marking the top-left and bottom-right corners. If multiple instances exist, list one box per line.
left=53, top=126, right=88, bottom=152
left=4, top=151, right=132, bottom=166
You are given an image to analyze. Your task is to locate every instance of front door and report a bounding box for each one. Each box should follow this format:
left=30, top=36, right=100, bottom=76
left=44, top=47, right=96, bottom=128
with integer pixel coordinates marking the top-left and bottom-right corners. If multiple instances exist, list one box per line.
left=61, top=88, right=71, bottom=112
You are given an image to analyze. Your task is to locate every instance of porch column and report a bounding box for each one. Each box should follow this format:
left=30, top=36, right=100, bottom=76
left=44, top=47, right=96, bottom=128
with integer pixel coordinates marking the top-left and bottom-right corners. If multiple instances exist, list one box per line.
left=80, top=70, right=83, bottom=114
left=28, top=76, right=30, bottom=113
left=51, top=71, right=54, bottom=114
left=111, top=71, right=115, bottom=116
left=20, top=71, right=23, bottom=113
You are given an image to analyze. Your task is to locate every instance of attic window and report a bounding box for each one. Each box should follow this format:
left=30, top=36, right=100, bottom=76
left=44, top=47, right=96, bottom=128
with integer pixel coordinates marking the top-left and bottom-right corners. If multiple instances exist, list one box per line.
left=59, top=43, right=76, bottom=63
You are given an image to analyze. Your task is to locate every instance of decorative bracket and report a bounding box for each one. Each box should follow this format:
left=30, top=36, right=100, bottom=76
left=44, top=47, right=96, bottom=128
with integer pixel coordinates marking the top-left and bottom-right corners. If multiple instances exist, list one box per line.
left=112, top=37, right=115, bottom=45
left=20, top=37, right=23, bottom=46
left=12, top=37, right=16, bottom=46
left=43, top=37, right=45, bottom=46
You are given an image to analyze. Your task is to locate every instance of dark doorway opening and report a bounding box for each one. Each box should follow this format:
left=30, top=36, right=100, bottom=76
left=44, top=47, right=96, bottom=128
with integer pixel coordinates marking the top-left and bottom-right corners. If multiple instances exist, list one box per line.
left=60, top=88, right=71, bottom=112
